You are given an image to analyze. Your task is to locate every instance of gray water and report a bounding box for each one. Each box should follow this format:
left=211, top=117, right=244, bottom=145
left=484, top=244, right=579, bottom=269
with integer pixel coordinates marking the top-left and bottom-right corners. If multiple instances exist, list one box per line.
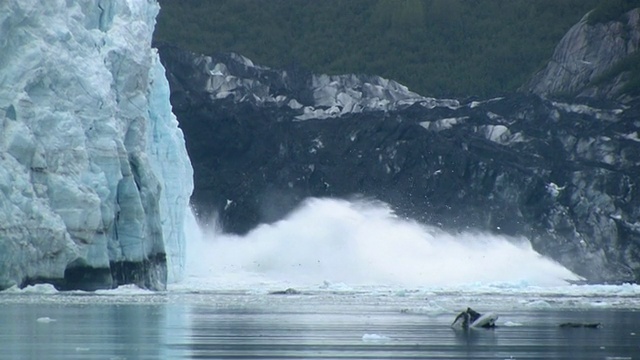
left=1, top=291, right=638, bottom=359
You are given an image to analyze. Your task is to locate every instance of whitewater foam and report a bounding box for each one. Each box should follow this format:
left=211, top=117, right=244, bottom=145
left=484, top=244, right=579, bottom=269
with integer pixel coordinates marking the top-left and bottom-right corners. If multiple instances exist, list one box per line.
left=180, top=197, right=582, bottom=291
left=6, top=197, right=640, bottom=309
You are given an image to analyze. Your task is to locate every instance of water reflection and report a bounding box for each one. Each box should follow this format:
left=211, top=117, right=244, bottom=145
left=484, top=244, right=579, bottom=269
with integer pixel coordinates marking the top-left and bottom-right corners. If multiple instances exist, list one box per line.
left=451, top=327, right=499, bottom=347
left=176, top=301, right=640, bottom=359
left=0, top=302, right=189, bottom=359
left=0, top=296, right=639, bottom=359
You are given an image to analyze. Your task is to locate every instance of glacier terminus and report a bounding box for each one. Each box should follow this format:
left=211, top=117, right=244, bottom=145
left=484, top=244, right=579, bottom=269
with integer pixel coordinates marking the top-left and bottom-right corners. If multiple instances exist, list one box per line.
left=0, top=0, right=193, bottom=291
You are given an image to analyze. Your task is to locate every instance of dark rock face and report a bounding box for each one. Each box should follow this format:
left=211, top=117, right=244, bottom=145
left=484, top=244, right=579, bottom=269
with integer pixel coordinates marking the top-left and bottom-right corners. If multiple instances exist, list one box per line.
left=522, top=8, right=640, bottom=102
left=157, top=44, right=640, bottom=284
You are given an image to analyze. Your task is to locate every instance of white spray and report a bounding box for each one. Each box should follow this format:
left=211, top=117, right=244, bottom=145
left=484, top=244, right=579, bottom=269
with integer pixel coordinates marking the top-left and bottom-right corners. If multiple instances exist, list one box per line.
left=181, top=198, right=581, bottom=290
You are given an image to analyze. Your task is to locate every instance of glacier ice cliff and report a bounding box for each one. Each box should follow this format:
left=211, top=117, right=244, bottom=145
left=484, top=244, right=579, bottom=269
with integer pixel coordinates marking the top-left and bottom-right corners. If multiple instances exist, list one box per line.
left=0, top=0, right=193, bottom=290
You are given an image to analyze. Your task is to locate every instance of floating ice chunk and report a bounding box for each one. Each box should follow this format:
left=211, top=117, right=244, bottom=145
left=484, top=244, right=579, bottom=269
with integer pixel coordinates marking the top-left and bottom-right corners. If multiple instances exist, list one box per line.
left=8, top=284, right=59, bottom=294
left=412, top=301, right=448, bottom=314
left=94, top=284, right=154, bottom=295
left=362, top=334, right=391, bottom=342
left=36, top=317, right=56, bottom=323
left=503, top=321, right=523, bottom=327
left=319, top=281, right=353, bottom=291
left=522, top=299, right=552, bottom=308
left=590, top=301, right=609, bottom=307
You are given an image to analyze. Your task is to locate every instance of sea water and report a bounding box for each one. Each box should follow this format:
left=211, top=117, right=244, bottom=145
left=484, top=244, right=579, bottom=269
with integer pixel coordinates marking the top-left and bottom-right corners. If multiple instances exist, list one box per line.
left=1, top=289, right=639, bottom=359
left=1, top=198, right=639, bottom=359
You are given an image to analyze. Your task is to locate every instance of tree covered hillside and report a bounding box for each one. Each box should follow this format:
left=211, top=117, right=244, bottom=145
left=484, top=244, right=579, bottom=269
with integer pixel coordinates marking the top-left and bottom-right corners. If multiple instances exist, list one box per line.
left=154, top=0, right=601, bottom=98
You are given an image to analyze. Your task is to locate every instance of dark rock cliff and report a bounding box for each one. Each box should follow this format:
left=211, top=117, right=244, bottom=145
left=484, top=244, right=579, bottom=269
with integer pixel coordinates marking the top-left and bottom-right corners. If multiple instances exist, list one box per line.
left=157, top=42, right=640, bottom=284
left=522, top=8, right=640, bottom=102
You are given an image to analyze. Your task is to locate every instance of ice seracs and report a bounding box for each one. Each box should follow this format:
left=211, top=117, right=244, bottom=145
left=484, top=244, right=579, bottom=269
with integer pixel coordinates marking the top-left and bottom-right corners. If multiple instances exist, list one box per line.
left=157, top=44, right=459, bottom=121
left=0, top=0, right=192, bottom=290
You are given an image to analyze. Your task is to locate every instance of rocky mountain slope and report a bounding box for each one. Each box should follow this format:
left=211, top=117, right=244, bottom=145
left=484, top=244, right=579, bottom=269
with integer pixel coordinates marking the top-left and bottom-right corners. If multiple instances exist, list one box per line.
left=523, top=8, right=640, bottom=102
left=158, top=31, right=640, bottom=283
left=160, top=4, right=640, bottom=282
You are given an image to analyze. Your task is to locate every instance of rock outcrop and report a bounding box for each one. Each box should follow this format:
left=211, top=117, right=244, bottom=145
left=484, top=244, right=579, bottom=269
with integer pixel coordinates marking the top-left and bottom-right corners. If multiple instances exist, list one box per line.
left=0, top=0, right=193, bottom=291
left=523, top=8, right=640, bottom=102
left=158, top=43, right=640, bottom=284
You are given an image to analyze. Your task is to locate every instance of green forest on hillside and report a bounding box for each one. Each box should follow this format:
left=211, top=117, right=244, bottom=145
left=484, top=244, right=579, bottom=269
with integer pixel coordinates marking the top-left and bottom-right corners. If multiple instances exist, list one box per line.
left=154, top=0, right=603, bottom=98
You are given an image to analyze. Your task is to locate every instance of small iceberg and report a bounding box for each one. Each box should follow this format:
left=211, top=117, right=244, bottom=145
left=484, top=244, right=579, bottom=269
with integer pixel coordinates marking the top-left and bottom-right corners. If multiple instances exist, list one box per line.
left=362, top=334, right=391, bottom=342
left=503, top=321, right=523, bottom=327
left=269, top=288, right=301, bottom=295
left=36, top=317, right=56, bottom=323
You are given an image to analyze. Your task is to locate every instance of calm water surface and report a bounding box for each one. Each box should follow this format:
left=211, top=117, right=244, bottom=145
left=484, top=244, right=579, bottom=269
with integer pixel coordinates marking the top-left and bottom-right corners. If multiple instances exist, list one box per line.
left=1, top=291, right=639, bottom=359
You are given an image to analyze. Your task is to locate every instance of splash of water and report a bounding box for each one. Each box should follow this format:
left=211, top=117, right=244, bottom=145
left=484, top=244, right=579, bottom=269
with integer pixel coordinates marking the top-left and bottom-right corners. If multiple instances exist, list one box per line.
left=182, top=198, right=581, bottom=290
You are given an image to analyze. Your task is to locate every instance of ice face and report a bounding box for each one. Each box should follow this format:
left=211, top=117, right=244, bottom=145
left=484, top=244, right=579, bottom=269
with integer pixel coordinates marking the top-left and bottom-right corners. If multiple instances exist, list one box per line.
left=147, top=53, right=194, bottom=283
left=0, top=0, right=192, bottom=290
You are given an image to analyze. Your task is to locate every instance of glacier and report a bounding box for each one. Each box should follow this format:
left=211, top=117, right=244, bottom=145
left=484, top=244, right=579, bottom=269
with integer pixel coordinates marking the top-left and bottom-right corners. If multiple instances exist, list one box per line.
left=0, top=0, right=193, bottom=290
left=157, top=45, right=461, bottom=122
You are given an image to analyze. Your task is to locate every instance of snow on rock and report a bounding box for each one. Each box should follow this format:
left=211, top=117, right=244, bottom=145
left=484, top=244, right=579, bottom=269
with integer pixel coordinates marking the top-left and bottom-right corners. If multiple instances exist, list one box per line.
left=0, top=0, right=192, bottom=291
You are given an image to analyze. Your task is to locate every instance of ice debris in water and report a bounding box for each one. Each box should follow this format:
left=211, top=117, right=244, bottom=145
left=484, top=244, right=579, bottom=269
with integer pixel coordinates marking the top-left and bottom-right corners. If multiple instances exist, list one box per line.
left=362, top=334, right=391, bottom=342
left=94, top=284, right=154, bottom=295
left=503, top=321, right=523, bottom=327
left=36, top=317, right=56, bottom=323
left=4, top=284, right=58, bottom=294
